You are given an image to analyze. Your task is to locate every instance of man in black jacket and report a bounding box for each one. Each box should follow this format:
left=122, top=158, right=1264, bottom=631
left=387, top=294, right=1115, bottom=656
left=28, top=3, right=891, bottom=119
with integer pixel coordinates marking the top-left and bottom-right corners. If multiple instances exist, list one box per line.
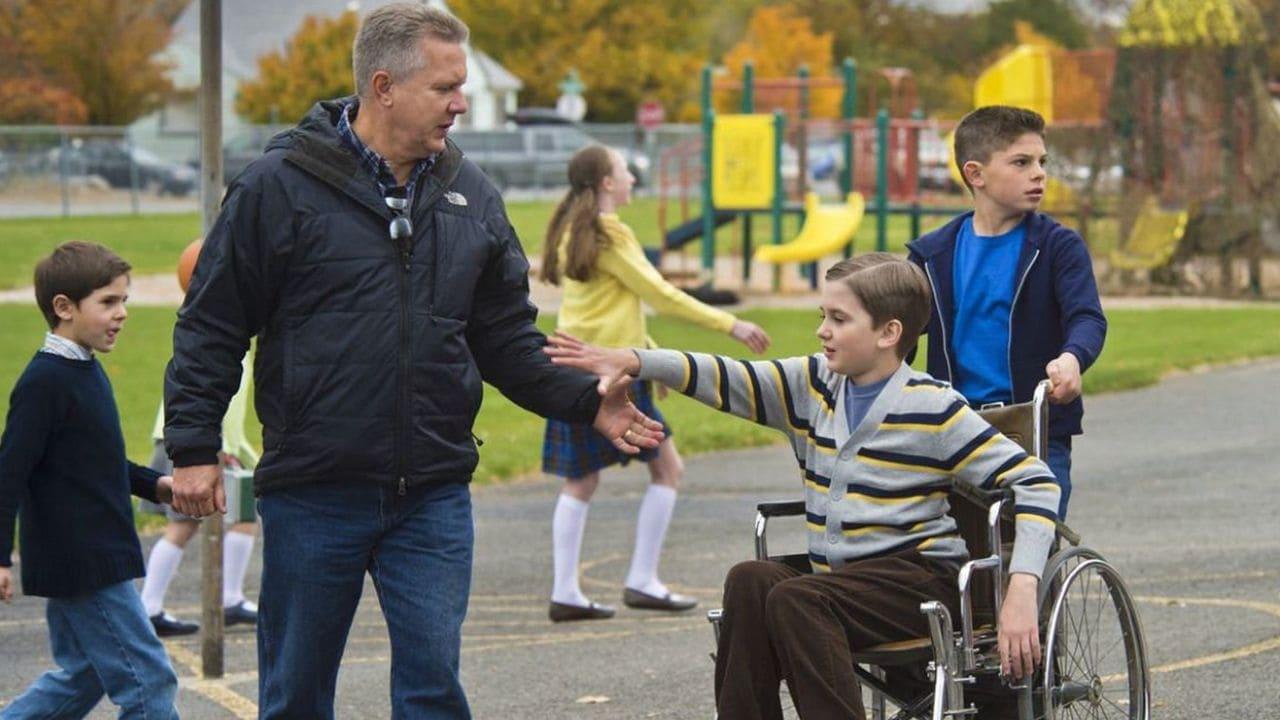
left=163, top=4, right=660, bottom=717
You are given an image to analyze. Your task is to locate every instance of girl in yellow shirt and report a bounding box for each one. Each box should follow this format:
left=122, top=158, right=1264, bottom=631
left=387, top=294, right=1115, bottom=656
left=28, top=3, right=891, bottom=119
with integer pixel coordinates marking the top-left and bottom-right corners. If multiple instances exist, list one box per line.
left=539, top=145, right=770, bottom=622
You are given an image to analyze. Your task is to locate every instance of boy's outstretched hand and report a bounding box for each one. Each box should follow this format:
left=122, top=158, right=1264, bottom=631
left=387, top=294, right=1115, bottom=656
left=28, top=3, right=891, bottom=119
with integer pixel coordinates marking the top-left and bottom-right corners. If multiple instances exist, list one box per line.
left=0, top=566, right=12, bottom=603
left=1045, top=352, right=1082, bottom=404
left=997, top=573, right=1041, bottom=680
left=546, top=331, right=664, bottom=454
left=545, top=331, right=641, bottom=395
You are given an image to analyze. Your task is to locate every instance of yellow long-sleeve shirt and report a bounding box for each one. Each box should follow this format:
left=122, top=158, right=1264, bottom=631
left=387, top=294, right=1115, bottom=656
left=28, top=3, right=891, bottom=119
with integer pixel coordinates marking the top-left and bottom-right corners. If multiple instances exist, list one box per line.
left=555, top=214, right=735, bottom=348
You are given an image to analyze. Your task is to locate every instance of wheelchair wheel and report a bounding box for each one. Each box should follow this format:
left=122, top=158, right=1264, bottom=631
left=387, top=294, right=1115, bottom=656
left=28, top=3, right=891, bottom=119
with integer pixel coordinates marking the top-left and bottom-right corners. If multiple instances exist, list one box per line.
left=1042, top=559, right=1150, bottom=719
left=1038, top=546, right=1104, bottom=612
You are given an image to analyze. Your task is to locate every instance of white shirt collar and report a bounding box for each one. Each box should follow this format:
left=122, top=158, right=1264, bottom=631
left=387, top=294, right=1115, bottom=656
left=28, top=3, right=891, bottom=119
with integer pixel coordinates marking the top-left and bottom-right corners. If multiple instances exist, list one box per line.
left=41, top=332, right=93, bottom=360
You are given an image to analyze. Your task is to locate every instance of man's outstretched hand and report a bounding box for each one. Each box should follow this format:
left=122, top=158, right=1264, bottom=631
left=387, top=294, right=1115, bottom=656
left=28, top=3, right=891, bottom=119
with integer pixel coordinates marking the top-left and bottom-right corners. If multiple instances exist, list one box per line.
left=593, top=381, right=665, bottom=454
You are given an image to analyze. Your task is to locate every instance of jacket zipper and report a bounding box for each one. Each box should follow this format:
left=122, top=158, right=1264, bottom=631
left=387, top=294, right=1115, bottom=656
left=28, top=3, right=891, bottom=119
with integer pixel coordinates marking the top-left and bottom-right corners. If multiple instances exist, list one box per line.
left=923, top=263, right=954, bottom=382
left=396, top=230, right=411, bottom=496
left=1007, top=249, right=1040, bottom=401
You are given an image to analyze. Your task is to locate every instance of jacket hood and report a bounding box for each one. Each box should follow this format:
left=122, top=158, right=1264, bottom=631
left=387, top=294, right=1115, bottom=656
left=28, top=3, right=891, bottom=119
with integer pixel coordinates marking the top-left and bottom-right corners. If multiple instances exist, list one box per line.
left=263, top=96, right=464, bottom=190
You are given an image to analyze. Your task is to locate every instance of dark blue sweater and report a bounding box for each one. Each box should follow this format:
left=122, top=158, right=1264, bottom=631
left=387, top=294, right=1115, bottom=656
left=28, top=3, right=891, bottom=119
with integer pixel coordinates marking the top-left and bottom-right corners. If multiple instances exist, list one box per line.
left=0, top=353, right=161, bottom=598
left=907, top=212, right=1107, bottom=437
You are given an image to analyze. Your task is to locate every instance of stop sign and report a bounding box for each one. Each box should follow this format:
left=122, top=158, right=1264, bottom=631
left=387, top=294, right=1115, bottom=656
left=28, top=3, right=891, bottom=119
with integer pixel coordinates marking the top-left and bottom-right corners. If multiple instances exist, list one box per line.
left=637, top=101, right=665, bottom=130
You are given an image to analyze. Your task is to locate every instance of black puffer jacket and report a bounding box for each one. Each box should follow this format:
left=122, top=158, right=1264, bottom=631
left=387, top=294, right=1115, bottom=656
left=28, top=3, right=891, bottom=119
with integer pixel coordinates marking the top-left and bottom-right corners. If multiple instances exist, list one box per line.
left=165, top=98, right=600, bottom=494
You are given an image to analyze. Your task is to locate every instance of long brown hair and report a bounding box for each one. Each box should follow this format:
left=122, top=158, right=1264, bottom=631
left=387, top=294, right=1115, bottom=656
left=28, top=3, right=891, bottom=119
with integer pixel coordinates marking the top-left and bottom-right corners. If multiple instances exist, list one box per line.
left=539, top=145, right=614, bottom=285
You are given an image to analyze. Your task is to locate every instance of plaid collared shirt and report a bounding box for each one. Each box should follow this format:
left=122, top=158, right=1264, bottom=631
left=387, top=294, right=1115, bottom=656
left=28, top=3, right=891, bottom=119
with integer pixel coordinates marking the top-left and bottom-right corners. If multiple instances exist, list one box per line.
left=336, top=101, right=435, bottom=204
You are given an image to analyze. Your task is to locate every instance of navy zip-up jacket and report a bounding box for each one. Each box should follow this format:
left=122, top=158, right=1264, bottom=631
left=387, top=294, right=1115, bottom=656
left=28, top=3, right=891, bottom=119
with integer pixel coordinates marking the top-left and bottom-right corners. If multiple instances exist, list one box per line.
left=907, top=212, right=1106, bottom=437
left=164, top=99, right=602, bottom=494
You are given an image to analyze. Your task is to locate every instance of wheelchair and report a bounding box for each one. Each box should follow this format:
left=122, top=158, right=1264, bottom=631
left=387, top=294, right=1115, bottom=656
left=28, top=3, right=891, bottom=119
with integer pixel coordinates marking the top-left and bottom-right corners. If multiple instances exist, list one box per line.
left=707, top=381, right=1151, bottom=719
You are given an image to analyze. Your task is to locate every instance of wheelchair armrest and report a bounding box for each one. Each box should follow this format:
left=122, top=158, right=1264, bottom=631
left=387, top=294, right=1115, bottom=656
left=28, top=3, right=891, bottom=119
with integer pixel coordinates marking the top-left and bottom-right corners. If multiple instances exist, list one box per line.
left=756, top=500, right=806, bottom=517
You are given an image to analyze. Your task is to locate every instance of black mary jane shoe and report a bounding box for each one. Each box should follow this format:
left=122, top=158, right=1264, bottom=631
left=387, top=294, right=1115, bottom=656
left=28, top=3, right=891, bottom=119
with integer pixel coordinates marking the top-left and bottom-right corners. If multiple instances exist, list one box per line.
left=622, top=587, right=698, bottom=612
left=548, top=600, right=617, bottom=623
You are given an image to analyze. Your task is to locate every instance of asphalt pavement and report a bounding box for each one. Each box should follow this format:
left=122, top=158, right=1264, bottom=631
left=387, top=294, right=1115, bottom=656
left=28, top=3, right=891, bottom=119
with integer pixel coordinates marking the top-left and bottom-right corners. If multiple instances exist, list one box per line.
left=2, top=361, right=1278, bottom=718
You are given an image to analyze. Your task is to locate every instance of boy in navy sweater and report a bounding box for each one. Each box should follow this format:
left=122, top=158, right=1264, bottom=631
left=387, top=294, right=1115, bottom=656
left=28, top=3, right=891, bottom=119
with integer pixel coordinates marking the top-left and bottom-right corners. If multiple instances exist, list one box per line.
left=908, top=106, right=1106, bottom=519
left=0, top=242, right=179, bottom=718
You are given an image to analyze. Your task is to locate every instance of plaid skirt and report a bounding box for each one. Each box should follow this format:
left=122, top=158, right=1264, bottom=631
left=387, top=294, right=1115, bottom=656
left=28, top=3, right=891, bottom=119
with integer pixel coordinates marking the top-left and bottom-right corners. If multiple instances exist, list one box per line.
left=542, top=380, right=672, bottom=480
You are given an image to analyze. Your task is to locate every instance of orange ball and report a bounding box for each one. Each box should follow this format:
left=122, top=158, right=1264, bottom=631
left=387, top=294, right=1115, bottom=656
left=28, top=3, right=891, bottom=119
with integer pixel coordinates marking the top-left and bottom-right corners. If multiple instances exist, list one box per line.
left=177, top=239, right=203, bottom=293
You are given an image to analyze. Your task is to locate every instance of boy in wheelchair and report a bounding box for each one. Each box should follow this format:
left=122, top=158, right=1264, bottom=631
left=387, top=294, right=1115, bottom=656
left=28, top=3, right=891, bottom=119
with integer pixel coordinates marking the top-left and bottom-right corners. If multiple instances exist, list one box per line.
left=545, top=253, right=1060, bottom=719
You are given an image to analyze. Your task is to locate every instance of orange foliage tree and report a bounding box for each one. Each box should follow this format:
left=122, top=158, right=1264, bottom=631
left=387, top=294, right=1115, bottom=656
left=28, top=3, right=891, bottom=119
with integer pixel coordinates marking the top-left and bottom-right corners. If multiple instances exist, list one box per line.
left=235, top=11, right=359, bottom=124
left=720, top=6, right=841, bottom=119
left=13, top=0, right=174, bottom=125
left=0, top=79, right=90, bottom=125
left=451, top=0, right=706, bottom=122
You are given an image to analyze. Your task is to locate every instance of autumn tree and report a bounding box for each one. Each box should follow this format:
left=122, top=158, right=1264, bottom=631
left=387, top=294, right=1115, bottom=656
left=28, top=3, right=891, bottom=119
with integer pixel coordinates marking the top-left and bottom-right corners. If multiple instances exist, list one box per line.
left=451, top=0, right=707, bottom=122
left=720, top=6, right=840, bottom=118
left=8, top=0, right=174, bottom=125
left=0, top=79, right=89, bottom=125
left=236, top=10, right=358, bottom=124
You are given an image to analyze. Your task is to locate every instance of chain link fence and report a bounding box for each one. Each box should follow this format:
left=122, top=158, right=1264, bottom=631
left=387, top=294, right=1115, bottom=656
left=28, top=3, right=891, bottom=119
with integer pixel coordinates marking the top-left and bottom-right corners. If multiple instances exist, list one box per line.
left=0, top=122, right=701, bottom=217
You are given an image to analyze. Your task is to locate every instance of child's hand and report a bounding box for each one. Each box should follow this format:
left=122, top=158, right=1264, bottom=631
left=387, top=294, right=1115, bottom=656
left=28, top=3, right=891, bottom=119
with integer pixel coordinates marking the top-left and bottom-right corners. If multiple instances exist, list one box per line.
left=997, top=573, right=1041, bottom=680
left=544, top=331, right=641, bottom=396
left=730, top=320, right=771, bottom=354
left=0, top=566, right=12, bottom=603
left=1045, top=352, right=1082, bottom=404
left=156, top=475, right=174, bottom=505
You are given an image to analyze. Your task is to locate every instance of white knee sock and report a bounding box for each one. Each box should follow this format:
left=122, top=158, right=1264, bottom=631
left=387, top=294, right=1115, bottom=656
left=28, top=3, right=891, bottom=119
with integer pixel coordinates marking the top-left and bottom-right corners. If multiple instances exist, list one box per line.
left=625, top=484, right=678, bottom=596
left=551, top=493, right=591, bottom=606
left=222, top=530, right=256, bottom=609
left=141, top=538, right=183, bottom=616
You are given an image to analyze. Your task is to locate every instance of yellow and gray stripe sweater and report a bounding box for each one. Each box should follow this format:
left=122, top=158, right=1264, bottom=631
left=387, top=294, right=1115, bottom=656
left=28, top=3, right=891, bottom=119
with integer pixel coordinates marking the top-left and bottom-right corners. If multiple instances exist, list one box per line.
left=635, top=351, right=1060, bottom=577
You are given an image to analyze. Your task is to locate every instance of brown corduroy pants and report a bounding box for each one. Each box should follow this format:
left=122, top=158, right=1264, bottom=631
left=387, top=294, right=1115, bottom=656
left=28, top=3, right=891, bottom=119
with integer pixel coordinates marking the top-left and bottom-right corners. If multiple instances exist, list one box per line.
left=712, top=551, right=964, bottom=720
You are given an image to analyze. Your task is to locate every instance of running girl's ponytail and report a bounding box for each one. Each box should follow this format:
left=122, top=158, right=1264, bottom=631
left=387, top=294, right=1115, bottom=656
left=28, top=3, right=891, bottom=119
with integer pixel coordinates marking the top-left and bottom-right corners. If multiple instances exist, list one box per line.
left=540, top=145, right=614, bottom=285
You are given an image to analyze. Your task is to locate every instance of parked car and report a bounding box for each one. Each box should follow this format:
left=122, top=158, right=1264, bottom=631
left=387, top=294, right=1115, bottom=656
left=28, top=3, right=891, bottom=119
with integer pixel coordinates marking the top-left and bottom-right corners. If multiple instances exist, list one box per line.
left=0, top=150, right=10, bottom=187
left=218, top=125, right=288, bottom=184
left=450, top=125, right=650, bottom=190
left=51, top=141, right=196, bottom=195
left=510, top=107, right=573, bottom=126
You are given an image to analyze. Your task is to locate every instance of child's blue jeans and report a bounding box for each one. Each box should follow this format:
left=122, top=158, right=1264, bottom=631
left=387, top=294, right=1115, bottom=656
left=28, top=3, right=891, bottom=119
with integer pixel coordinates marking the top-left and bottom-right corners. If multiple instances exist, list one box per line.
left=2, top=580, right=178, bottom=719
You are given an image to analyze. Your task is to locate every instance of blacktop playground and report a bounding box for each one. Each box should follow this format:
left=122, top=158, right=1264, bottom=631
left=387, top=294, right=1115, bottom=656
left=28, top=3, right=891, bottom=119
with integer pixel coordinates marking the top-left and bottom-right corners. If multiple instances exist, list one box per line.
left=1, top=352, right=1278, bottom=718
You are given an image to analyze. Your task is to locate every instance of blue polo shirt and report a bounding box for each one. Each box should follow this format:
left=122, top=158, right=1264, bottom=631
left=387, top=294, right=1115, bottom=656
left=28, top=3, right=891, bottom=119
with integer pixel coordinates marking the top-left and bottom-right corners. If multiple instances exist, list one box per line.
left=951, top=217, right=1024, bottom=405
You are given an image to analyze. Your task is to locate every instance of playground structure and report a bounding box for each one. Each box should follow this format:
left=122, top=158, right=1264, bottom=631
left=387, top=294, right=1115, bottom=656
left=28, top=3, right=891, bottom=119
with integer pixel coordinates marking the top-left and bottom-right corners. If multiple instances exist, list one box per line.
left=654, top=0, right=1280, bottom=297
left=1107, top=0, right=1280, bottom=295
left=655, top=60, right=966, bottom=293
left=956, top=0, right=1280, bottom=296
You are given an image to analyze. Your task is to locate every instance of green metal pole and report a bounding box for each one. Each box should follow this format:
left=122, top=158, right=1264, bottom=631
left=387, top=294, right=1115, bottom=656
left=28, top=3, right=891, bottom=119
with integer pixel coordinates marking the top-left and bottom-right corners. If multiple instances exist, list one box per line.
left=773, top=111, right=785, bottom=291
left=743, top=62, right=754, bottom=113
left=875, top=108, right=889, bottom=252
left=701, top=65, right=715, bottom=274
left=841, top=58, right=857, bottom=258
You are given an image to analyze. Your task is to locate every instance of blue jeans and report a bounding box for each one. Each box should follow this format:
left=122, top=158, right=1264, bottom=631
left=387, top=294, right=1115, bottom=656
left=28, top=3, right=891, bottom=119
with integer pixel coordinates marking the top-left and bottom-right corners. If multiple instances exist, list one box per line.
left=1047, top=436, right=1073, bottom=521
left=256, top=480, right=473, bottom=719
left=2, top=580, right=178, bottom=720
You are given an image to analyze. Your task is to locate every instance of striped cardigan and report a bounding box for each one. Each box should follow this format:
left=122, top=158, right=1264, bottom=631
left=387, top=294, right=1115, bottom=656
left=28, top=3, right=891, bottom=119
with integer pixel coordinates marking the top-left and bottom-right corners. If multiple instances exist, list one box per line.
left=634, top=351, right=1060, bottom=577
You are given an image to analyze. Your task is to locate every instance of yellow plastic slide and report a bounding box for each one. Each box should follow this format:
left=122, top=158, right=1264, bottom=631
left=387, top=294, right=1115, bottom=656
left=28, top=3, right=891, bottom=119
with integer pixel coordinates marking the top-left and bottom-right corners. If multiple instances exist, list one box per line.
left=754, top=192, right=865, bottom=264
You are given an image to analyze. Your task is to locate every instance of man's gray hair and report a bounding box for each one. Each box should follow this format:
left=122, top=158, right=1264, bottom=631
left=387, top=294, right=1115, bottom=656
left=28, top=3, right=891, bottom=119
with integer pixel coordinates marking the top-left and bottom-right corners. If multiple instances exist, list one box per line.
left=353, top=2, right=469, bottom=97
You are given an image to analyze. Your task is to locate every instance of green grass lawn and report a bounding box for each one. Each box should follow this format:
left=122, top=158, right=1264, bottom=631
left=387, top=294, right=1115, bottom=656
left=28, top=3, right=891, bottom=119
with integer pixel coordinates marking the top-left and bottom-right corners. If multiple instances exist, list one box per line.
left=0, top=198, right=938, bottom=289
left=1, top=303, right=1278, bottom=486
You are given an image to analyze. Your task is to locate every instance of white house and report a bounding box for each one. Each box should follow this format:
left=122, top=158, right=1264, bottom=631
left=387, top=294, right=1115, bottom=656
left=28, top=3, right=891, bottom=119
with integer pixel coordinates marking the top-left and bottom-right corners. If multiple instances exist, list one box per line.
left=132, top=0, right=523, bottom=161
